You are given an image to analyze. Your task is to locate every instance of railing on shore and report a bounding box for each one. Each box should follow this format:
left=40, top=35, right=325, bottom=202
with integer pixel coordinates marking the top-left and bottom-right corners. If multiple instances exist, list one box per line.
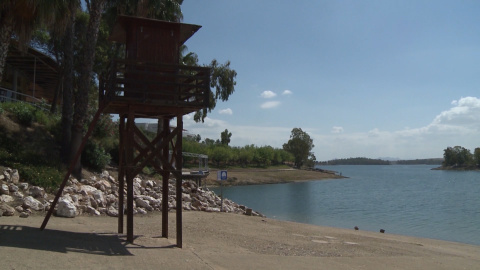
left=0, top=86, right=49, bottom=111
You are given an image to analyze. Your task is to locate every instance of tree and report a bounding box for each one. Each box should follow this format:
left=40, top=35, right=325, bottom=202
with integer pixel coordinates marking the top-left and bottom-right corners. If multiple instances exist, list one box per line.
left=70, top=0, right=107, bottom=176
left=220, top=129, right=232, bottom=146
left=0, top=0, right=68, bottom=81
left=474, top=148, right=480, bottom=167
left=283, top=128, right=315, bottom=168
left=443, top=146, right=473, bottom=167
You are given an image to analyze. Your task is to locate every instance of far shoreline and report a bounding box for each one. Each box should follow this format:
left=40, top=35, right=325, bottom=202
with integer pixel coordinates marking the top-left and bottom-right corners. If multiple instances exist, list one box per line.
left=203, top=167, right=346, bottom=187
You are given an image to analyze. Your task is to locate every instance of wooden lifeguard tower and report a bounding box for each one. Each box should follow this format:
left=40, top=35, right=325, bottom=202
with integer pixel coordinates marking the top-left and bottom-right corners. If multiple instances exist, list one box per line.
left=41, top=16, right=211, bottom=248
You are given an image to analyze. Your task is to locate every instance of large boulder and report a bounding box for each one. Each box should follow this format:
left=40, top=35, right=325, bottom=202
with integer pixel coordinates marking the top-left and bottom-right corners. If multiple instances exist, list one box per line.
left=0, top=195, right=14, bottom=203
left=56, top=196, right=77, bottom=218
left=23, top=196, right=44, bottom=211
left=0, top=203, right=15, bottom=216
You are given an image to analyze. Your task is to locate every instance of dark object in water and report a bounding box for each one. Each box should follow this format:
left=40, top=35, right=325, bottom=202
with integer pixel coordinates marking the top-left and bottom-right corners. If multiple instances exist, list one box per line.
left=354, top=226, right=359, bottom=230
left=380, top=229, right=385, bottom=233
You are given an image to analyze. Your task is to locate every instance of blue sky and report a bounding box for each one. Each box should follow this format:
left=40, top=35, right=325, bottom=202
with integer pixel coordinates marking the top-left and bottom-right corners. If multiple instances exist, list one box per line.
left=176, top=0, right=480, bottom=161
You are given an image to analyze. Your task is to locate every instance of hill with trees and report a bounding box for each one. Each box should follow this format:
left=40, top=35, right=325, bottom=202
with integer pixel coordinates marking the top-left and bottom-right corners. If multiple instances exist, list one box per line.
left=436, top=146, right=480, bottom=170
left=317, top=157, right=390, bottom=165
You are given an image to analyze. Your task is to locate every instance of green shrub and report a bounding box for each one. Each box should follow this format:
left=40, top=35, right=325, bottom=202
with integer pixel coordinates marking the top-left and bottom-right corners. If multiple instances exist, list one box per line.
left=1, top=102, right=36, bottom=126
left=16, top=165, right=63, bottom=191
left=82, top=140, right=111, bottom=171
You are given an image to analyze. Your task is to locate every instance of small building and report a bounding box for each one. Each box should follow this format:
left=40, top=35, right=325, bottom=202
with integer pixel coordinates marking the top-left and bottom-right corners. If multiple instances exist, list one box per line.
left=1, top=43, right=59, bottom=107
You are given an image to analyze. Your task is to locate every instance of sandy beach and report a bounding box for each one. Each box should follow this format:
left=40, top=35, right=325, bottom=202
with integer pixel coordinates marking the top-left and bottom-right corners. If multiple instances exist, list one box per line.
left=1, top=212, right=479, bottom=270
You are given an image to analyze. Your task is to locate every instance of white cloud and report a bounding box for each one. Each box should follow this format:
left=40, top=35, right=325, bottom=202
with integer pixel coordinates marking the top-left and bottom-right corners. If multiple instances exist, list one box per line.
left=180, top=97, right=480, bottom=162
left=219, top=108, right=233, bottom=115
left=282, top=90, right=292, bottom=95
left=261, top=101, right=281, bottom=109
left=261, top=90, right=277, bottom=99
left=331, top=126, right=344, bottom=133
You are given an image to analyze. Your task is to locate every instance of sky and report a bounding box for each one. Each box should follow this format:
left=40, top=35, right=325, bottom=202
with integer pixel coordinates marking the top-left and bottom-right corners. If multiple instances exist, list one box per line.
left=170, top=0, right=480, bottom=161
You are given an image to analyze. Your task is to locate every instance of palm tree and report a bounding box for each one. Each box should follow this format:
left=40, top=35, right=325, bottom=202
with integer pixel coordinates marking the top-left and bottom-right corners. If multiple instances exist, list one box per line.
left=0, top=0, right=68, bottom=81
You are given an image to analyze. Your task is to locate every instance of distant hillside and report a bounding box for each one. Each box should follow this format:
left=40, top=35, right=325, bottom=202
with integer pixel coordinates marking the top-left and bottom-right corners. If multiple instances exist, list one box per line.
left=317, top=157, right=390, bottom=165
left=391, top=158, right=443, bottom=165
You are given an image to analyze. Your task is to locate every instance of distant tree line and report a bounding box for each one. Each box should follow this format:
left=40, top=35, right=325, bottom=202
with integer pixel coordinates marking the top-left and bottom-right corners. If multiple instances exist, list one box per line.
left=443, top=146, right=480, bottom=168
left=392, top=158, right=443, bottom=165
left=317, top=157, right=390, bottom=165
left=182, top=135, right=294, bottom=168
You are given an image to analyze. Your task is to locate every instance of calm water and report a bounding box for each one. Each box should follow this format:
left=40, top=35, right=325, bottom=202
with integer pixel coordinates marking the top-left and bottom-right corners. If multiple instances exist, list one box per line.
left=212, top=165, right=480, bottom=246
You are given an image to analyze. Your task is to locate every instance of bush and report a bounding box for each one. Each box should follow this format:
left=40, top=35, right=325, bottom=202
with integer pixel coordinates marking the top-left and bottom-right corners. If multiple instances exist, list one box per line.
left=1, top=102, right=36, bottom=126
left=82, top=140, right=111, bottom=171
left=16, top=165, right=63, bottom=191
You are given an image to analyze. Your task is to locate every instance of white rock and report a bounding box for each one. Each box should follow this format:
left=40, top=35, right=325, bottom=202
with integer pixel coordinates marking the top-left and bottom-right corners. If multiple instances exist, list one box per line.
left=57, top=196, right=77, bottom=218
left=79, top=185, right=98, bottom=195
left=23, top=196, right=45, bottom=211
left=107, top=206, right=118, bottom=217
left=0, top=184, right=9, bottom=195
left=0, top=194, right=14, bottom=203
left=182, top=193, right=192, bottom=202
left=11, top=169, right=20, bottom=184
left=86, top=206, right=101, bottom=216
left=136, top=208, right=147, bottom=215
left=135, top=198, right=153, bottom=211
left=92, top=190, right=106, bottom=207
left=20, top=212, right=30, bottom=218
left=29, top=186, right=45, bottom=198
left=0, top=204, right=15, bottom=216
left=19, top=183, right=29, bottom=190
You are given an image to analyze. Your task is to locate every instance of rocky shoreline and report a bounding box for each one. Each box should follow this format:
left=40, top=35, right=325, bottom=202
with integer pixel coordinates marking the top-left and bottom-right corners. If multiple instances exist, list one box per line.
left=0, top=167, right=263, bottom=219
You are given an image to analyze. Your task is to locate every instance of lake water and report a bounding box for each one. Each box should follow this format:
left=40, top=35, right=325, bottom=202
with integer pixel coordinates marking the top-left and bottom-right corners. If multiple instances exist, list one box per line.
left=212, top=165, right=480, bottom=246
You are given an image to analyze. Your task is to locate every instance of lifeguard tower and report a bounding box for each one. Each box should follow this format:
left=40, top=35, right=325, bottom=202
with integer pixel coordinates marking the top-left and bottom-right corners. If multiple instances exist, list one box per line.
left=41, top=16, right=211, bottom=248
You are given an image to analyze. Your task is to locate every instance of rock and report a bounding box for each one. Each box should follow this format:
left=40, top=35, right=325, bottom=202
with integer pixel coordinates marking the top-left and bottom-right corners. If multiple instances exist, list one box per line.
left=136, top=208, right=148, bottom=215
left=8, top=184, right=19, bottom=192
left=135, top=198, right=153, bottom=211
left=0, top=195, right=14, bottom=203
left=3, top=171, right=10, bottom=182
left=86, top=206, right=101, bottom=216
left=92, top=190, right=106, bottom=207
left=0, top=184, right=9, bottom=195
left=12, top=191, right=24, bottom=199
left=23, top=196, right=45, bottom=211
left=79, top=185, right=98, bottom=196
left=106, top=206, right=118, bottom=217
left=19, top=183, right=29, bottom=190
left=0, top=174, right=4, bottom=181
left=15, top=205, right=24, bottom=212
left=94, top=179, right=111, bottom=191
left=182, top=193, right=192, bottom=202
left=19, top=212, right=30, bottom=218
left=11, top=169, right=19, bottom=184
left=29, top=186, right=45, bottom=198
left=0, top=204, right=15, bottom=216
left=57, top=196, right=77, bottom=218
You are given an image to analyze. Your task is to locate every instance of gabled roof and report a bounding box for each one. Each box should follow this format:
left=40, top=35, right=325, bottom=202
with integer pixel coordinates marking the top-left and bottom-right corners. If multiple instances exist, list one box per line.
left=109, top=15, right=202, bottom=45
left=6, top=42, right=59, bottom=99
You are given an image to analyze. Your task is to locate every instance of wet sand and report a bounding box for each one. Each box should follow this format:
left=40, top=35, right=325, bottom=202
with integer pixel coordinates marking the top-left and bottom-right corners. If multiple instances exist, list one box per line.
left=1, top=212, right=479, bottom=269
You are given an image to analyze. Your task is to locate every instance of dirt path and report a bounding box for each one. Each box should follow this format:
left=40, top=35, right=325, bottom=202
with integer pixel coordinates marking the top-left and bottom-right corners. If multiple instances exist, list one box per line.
left=1, top=212, right=479, bottom=269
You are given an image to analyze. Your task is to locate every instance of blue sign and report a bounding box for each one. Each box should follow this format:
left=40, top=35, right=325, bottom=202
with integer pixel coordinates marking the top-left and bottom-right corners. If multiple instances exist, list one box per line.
left=217, top=170, right=227, bottom=181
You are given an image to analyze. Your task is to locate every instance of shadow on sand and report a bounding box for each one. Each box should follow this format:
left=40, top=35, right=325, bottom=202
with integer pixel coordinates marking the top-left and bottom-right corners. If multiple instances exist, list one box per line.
left=0, top=225, right=133, bottom=256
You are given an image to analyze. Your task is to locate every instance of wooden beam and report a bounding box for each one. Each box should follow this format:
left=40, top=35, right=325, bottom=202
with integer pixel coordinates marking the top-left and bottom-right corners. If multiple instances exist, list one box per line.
left=176, top=115, right=183, bottom=248
left=126, top=109, right=135, bottom=243
left=117, top=116, right=126, bottom=234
